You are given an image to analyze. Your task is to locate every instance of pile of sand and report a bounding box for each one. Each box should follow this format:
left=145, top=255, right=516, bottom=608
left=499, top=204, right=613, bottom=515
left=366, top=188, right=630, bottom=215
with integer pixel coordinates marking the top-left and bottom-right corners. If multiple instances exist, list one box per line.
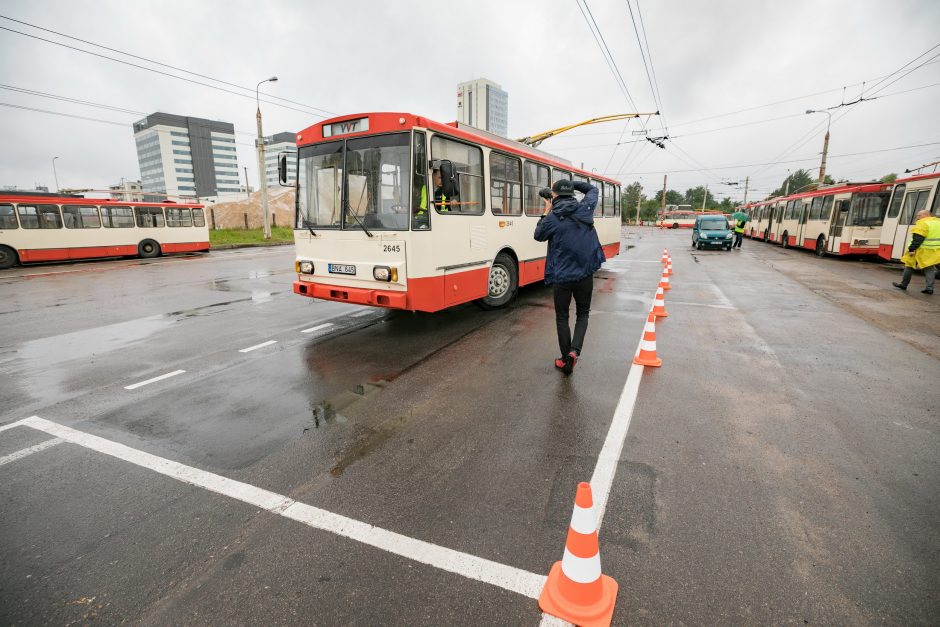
left=206, top=187, right=295, bottom=229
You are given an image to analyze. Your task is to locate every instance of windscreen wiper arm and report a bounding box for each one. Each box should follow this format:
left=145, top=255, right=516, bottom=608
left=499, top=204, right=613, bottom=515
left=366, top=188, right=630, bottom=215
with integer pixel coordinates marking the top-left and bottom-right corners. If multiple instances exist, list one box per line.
left=344, top=201, right=373, bottom=238
left=301, top=218, right=318, bottom=237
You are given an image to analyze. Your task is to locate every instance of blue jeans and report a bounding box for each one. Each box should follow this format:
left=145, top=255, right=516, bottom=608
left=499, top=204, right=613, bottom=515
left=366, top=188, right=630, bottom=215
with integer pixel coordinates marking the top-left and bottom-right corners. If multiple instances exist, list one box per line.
left=733, top=232, right=743, bottom=248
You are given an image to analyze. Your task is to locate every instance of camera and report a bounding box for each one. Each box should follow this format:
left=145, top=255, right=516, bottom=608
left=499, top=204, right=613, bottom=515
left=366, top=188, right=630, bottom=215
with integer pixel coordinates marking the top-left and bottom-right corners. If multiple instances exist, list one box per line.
left=538, top=187, right=553, bottom=200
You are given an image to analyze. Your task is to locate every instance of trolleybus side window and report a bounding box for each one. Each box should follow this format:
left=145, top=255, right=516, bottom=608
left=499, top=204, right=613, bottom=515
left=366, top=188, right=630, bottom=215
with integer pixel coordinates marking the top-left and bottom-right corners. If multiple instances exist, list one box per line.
left=849, top=192, right=889, bottom=226
left=524, top=161, right=550, bottom=216
left=166, top=207, right=193, bottom=227
left=490, top=152, right=522, bottom=216
left=808, top=196, right=824, bottom=220
left=18, top=204, right=62, bottom=229
left=412, top=131, right=429, bottom=230
left=345, top=133, right=410, bottom=229
left=821, top=195, right=834, bottom=222
left=0, top=204, right=18, bottom=229
left=429, top=136, right=483, bottom=215
left=297, top=140, right=343, bottom=229
left=552, top=169, right=571, bottom=185
left=886, top=184, right=905, bottom=218
left=590, top=179, right=603, bottom=218
left=603, top=182, right=616, bottom=218
left=932, top=181, right=940, bottom=216
left=102, top=206, right=134, bottom=228
left=136, top=207, right=166, bottom=228
left=900, top=190, right=929, bottom=225
left=192, top=208, right=206, bottom=227
left=63, top=205, right=102, bottom=229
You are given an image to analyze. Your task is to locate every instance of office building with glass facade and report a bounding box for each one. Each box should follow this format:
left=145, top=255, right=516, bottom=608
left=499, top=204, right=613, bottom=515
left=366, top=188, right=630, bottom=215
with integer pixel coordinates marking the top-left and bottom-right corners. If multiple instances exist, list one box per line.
left=457, top=78, right=509, bottom=137
left=132, top=113, right=241, bottom=201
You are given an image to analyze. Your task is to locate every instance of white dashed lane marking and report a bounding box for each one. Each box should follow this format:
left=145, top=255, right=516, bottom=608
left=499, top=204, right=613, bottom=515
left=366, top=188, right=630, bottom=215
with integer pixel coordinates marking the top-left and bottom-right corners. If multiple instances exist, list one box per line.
left=238, top=340, right=278, bottom=353
left=124, top=370, right=186, bottom=390
left=301, top=323, right=334, bottom=334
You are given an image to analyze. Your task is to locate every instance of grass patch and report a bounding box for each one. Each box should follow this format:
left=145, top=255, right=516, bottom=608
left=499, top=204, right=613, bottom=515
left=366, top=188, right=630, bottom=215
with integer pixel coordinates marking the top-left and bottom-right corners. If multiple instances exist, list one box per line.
left=210, top=227, right=294, bottom=247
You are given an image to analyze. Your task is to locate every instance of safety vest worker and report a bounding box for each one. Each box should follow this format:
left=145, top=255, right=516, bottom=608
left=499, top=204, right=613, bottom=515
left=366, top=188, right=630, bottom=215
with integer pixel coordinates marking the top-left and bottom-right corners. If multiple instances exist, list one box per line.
left=734, top=219, right=746, bottom=234
left=902, top=214, right=940, bottom=269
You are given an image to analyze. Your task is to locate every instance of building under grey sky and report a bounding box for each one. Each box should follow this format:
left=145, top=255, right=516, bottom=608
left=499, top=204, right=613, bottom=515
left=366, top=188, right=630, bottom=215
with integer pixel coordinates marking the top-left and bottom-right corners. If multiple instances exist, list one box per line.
left=132, top=113, right=241, bottom=201
left=457, top=78, right=508, bottom=137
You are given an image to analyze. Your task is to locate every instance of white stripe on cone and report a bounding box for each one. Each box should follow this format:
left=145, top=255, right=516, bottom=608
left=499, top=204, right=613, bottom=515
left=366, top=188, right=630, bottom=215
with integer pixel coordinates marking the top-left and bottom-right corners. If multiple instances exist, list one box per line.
left=561, top=548, right=603, bottom=584
left=640, top=339, right=657, bottom=352
left=569, top=505, right=597, bottom=535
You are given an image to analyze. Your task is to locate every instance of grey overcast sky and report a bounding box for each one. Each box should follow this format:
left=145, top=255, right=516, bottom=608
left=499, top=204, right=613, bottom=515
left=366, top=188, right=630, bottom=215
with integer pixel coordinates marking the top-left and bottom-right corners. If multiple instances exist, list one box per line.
left=1, top=0, right=938, bottom=202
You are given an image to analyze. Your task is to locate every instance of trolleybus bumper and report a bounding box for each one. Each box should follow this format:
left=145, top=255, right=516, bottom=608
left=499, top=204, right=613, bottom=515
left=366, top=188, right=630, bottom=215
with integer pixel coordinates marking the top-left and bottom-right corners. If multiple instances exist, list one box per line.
left=293, top=280, right=408, bottom=309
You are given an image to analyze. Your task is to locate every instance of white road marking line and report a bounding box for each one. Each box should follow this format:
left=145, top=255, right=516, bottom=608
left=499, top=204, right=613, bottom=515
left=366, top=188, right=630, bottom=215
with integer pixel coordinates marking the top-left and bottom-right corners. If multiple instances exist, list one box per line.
left=0, top=419, right=27, bottom=434
left=301, top=322, right=334, bottom=334
left=350, top=309, right=375, bottom=318
left=0, top=438, right=63, bottom=467
left=124, top=370, right=186, bottom=390
left=238, top=340, right=277, bottom=353
left=18, top=416, right=546, bottom=600
left=668, top=301, right=737, bottom=310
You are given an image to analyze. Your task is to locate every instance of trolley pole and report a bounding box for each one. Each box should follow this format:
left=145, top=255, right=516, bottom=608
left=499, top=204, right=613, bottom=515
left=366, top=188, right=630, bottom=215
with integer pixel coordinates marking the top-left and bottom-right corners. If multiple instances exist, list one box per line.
left=256, top=76, right=278, bottom=238
left=742, top=176, right=749, bottom=205
left=661, top=174, right=667, bottom=223
left=52, top=156, right=60, bottom=192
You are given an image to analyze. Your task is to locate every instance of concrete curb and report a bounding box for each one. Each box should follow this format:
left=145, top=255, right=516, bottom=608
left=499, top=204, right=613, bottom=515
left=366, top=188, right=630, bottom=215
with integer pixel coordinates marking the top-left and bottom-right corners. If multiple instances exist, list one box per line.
left=210, top=241, right=294, bottom=250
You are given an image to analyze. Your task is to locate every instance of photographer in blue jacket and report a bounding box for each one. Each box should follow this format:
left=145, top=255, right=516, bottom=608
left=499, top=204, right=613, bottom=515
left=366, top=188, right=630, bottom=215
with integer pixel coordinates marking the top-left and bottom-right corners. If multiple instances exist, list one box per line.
left=533, top=179, right=607, bottom=375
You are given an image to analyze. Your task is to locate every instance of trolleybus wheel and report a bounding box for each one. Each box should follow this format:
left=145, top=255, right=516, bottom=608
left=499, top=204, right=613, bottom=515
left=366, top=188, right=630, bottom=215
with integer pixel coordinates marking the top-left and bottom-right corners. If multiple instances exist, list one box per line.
left=781, top=232, right=789, bottom=249
left=477, top=252, right=517, bottom=310
left=671, top=223, right=679, bottom=229
left=138, top=239, right=161, bottom=259
left=815, top=236, right=826, bottom=257
left=0, top=245, right=18, bottom=269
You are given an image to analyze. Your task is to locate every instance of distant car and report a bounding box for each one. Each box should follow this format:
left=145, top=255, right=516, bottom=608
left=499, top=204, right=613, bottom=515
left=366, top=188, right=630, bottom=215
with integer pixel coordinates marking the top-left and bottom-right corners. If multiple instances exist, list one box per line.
left=692, top=215, right=733, bottom=250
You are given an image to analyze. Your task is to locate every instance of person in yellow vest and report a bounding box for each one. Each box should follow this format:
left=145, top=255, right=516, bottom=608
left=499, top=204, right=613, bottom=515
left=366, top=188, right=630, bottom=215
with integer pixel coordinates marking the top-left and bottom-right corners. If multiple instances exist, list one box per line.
left=893, top=208, right=940, bottom=295
left=732, top=216, right=746, bottom=249
left=414, top=168, right=444, bottom=229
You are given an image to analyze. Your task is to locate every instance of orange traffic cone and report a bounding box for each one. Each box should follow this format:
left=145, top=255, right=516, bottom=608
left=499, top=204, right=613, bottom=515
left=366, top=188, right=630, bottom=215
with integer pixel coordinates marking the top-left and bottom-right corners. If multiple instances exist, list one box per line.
left=539, top=482, right=618, bottom=627
left=660, top=249, right=669, bottom=264
left=651, top=286, right=669, bottom=318
left=665, top=260, right=673, bottom=277
left=658, top=268, right=671, bottom=291
left=634, top=311, right=662, bottom=367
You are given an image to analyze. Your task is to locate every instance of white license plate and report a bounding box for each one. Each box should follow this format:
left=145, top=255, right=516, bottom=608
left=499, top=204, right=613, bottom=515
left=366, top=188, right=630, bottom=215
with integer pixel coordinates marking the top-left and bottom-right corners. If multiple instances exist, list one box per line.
left=328, top=263, right=356, bottom=275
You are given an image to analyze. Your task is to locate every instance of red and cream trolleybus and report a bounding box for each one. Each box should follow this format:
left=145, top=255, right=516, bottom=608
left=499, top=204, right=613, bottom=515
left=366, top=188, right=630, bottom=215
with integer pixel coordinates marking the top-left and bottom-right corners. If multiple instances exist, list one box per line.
left=759, top=182, right=891, bottom=256
left=285, top=112, right=622, bottom=313
left=879, top=172, right=940, bottom=261
left=0, top=193, right=210, bottom=269
left=658, top=205, right=696, bottom=229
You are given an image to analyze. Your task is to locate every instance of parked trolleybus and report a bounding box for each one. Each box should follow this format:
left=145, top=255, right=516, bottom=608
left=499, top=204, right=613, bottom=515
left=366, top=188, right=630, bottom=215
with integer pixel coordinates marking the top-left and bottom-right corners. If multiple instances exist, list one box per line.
left=742, top=182, right=892, bottom=256
left=284, top=112, right=622, bottom=313
left=0, top=193, right=210, bottom=269
left=659, top=205, right=695, bottom=228
left=878, top=172, right=940, bottom=261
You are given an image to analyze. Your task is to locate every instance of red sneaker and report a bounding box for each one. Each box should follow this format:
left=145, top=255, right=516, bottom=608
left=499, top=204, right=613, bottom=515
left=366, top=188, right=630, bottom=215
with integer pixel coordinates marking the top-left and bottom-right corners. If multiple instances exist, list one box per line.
left=554, top=357, right=566, bottom=371
left=563, top=351, right=578, bottom=375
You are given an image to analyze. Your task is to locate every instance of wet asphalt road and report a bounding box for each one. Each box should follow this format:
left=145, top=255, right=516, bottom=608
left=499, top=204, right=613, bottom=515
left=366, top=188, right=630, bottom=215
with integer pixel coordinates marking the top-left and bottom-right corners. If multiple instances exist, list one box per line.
left=0, top=233, right=938, bottom=625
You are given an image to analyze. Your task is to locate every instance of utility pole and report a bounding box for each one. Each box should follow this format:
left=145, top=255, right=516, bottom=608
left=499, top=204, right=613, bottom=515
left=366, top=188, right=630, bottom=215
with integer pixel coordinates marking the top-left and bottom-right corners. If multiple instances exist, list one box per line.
left=806, top=109, right=832, bottom=183
left=701, top=184, right=708, bottom=211
left=661, top=174, right=667, bottom=223
left=256, top=76, right=278, bottom=238
left=244, top=166, right=251, bottom=199
left=635, top=188, right=641, bottom=225
left=783, top=170, right=790, bottom=197
left=742, top=176, right=750, bottom=204
left=52, top=156, right=60, bottom=192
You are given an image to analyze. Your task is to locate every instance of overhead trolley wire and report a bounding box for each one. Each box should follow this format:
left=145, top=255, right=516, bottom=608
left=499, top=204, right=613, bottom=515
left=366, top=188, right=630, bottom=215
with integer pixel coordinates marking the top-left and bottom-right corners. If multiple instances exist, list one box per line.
left=0, top=15, right=335, bottom=118
left=0, top=25, right=332, bottom=119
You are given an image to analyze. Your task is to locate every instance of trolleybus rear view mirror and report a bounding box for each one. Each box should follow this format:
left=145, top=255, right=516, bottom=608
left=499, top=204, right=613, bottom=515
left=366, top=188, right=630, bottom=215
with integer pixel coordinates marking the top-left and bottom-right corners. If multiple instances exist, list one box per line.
left=278, top=151, right=291, bottom=186
left=439, top=160, right=459, bottom=199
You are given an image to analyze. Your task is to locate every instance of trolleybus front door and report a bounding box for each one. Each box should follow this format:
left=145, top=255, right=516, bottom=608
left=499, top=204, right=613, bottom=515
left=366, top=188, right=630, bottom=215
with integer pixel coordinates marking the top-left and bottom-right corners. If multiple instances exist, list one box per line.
left=827, top=199, right=849, bottom=253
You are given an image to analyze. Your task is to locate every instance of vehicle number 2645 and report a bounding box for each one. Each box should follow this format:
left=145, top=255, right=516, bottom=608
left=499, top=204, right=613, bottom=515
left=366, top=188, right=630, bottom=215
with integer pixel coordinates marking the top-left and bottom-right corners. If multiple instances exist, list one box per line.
left=383, top=244, right=401, bottom=253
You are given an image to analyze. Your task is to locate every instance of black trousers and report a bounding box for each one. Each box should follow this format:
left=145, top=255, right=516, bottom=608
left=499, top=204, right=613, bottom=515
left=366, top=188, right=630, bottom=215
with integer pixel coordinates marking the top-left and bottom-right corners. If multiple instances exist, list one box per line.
left=733, top=232, right=743, bottom=248
left=553, top=275, right=594, bottom=357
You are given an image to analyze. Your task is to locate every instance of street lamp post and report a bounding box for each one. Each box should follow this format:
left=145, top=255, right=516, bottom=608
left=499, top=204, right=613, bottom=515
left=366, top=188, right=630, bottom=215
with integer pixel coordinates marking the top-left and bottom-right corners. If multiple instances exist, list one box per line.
left=806, top=109, right=832, bottom=184
left=52, top=156, right=60, bottom=192
left=256, top=76, right=278, bottom=239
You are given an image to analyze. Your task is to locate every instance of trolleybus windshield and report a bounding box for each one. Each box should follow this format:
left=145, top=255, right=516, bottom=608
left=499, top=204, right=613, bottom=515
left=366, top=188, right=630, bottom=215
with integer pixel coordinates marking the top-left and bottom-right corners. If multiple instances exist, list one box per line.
left=296, top=133, right=410, bottom=232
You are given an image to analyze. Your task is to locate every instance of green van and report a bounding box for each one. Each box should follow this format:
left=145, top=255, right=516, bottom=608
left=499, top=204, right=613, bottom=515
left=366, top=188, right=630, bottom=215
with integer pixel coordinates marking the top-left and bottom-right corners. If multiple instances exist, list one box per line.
left=692, top=215, right=733, bottom=250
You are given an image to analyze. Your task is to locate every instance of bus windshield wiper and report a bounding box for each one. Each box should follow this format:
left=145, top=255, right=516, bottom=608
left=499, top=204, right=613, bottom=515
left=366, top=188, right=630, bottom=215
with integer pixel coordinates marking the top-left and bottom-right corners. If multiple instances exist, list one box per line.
left=344, top=200, right=373, bottom=238
left=301, top=218, right=318, bottom=237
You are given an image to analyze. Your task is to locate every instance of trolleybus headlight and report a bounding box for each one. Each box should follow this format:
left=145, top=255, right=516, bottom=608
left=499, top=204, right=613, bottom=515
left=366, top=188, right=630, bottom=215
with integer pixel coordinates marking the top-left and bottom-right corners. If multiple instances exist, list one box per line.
left=373, top=266, right=397, bottom=282
left=297, top=260, right=314, bottom=274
